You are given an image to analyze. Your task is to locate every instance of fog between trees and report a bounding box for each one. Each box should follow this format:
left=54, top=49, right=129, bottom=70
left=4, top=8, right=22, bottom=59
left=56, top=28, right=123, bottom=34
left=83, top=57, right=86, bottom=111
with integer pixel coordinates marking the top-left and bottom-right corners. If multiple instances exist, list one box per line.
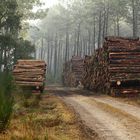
left=30, top=0, right=140, bottom=82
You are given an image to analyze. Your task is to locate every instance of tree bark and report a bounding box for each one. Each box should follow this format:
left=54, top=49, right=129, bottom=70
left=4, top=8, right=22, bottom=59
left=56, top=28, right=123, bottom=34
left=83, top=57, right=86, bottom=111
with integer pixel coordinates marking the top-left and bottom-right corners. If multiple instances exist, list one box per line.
left=65, top=26, right=69, bottom=62
left=132, top=0, right=138, bottom=38
left=98, top=11, right=102, bottom=49
left=77, top=23, right=81, bottom=56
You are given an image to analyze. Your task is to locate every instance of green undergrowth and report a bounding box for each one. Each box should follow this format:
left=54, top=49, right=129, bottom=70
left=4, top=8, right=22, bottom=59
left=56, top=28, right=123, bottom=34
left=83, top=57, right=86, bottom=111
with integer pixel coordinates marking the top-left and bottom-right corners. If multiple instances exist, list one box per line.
left=0, top=72, right=14, bottom=132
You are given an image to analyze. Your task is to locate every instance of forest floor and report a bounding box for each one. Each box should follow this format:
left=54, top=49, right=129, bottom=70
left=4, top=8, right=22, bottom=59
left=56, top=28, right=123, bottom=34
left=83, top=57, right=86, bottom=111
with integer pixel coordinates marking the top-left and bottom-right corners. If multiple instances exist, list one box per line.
left=0, top=88, right=98, bottom=140
left=0, top=86, right=140, bottom=140
left=47, top=86, right=140, bottom=140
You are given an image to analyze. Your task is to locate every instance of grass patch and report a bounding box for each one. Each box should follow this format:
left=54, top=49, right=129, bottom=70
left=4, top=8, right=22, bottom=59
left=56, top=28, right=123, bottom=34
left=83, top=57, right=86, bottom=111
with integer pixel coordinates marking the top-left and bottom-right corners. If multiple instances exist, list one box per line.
left=0, top=93, right=92, bottom=140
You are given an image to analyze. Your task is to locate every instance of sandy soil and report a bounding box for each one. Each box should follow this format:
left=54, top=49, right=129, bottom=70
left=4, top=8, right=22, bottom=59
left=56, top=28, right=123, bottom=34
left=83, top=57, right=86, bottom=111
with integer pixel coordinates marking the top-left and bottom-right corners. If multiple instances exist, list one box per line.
left=47, top=86, right=140, bottom=140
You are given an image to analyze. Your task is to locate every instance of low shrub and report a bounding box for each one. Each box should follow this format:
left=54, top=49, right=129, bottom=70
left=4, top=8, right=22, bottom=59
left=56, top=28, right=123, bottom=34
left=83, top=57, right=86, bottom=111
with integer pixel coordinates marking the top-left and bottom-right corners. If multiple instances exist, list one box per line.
left=0, top=72, right=14, bottom=132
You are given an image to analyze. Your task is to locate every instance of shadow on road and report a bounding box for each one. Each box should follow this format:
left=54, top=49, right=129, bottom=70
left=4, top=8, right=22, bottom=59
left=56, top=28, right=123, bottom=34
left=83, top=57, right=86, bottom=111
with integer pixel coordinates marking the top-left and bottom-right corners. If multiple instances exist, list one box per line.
left=45, top=86, right=104, bottom=97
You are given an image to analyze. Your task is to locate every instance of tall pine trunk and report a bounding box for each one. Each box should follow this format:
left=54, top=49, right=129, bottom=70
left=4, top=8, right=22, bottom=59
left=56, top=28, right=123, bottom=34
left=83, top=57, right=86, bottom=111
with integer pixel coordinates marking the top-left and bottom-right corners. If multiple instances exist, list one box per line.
left=65, top=26, right=69, bottom=62
left=77, top=23, right=81, bottom=56
left=98, top=11, right=102, bottom=49
left=132, top=0, right=138, bottom=38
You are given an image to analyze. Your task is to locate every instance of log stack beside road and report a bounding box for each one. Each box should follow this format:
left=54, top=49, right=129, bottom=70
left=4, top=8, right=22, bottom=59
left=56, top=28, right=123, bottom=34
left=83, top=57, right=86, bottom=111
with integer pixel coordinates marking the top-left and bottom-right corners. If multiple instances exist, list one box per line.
left=63, top=56, right=84, bottom=87
left=105, top=36, right=140, bottom=95
left=82, top=49, right=108, bottom=92
left=82, top=36, right=140, bottom=96
left=13, top=60, right=47, bottom=92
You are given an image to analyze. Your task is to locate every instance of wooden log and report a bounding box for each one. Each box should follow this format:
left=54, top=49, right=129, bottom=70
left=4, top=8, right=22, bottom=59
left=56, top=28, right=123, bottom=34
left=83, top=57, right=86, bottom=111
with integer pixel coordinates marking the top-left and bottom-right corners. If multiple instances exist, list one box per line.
left=110, top=64, right=140, bottom=67
left=17, top=60, right=46, bottom=65
left=13, top=69, right=45, bottom=73
left=14, top=77, right=45, bottom=82
left=14, top=65, right=46, bottom=69
left=109, top=53, right=140, bottom=59
left=13, top=72, right=45, bottom=76
left=15, top=81, right=43, bottom=86
left=109, top=67, right=140, bottom=73
left=110, top=59, right=140, bottom=64
left=105, top=36, right=139, bottom=42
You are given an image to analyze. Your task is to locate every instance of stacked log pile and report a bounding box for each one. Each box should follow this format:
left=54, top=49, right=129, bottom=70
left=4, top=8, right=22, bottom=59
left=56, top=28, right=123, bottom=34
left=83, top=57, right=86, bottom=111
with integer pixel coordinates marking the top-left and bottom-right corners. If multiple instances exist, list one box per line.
left=13, top=60, right=46, bottom=92
left=83, top=36, right=140, bottom=96
left=105, top=36, right=140, bottom=95
left=82, top=55, right=93, bottom=89
left=63, top=56, right=84, bottom=87
left=82, top=49, right=108, bottom=92
left=62, top=61, right=75, bottom=87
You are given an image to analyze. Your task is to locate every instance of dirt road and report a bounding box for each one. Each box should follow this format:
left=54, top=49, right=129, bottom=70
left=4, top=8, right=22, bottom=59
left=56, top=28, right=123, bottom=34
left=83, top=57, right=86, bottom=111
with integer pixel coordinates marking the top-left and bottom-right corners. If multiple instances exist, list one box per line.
left=46, top=86, right=140, bottom=140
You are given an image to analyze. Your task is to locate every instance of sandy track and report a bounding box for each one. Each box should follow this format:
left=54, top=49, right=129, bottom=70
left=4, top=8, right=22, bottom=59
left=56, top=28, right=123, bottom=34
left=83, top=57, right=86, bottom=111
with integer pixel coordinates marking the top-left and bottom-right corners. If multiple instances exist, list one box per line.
left=92, top=96, right=140, bottom=119
left=47, top=87, right=140, bottom=140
